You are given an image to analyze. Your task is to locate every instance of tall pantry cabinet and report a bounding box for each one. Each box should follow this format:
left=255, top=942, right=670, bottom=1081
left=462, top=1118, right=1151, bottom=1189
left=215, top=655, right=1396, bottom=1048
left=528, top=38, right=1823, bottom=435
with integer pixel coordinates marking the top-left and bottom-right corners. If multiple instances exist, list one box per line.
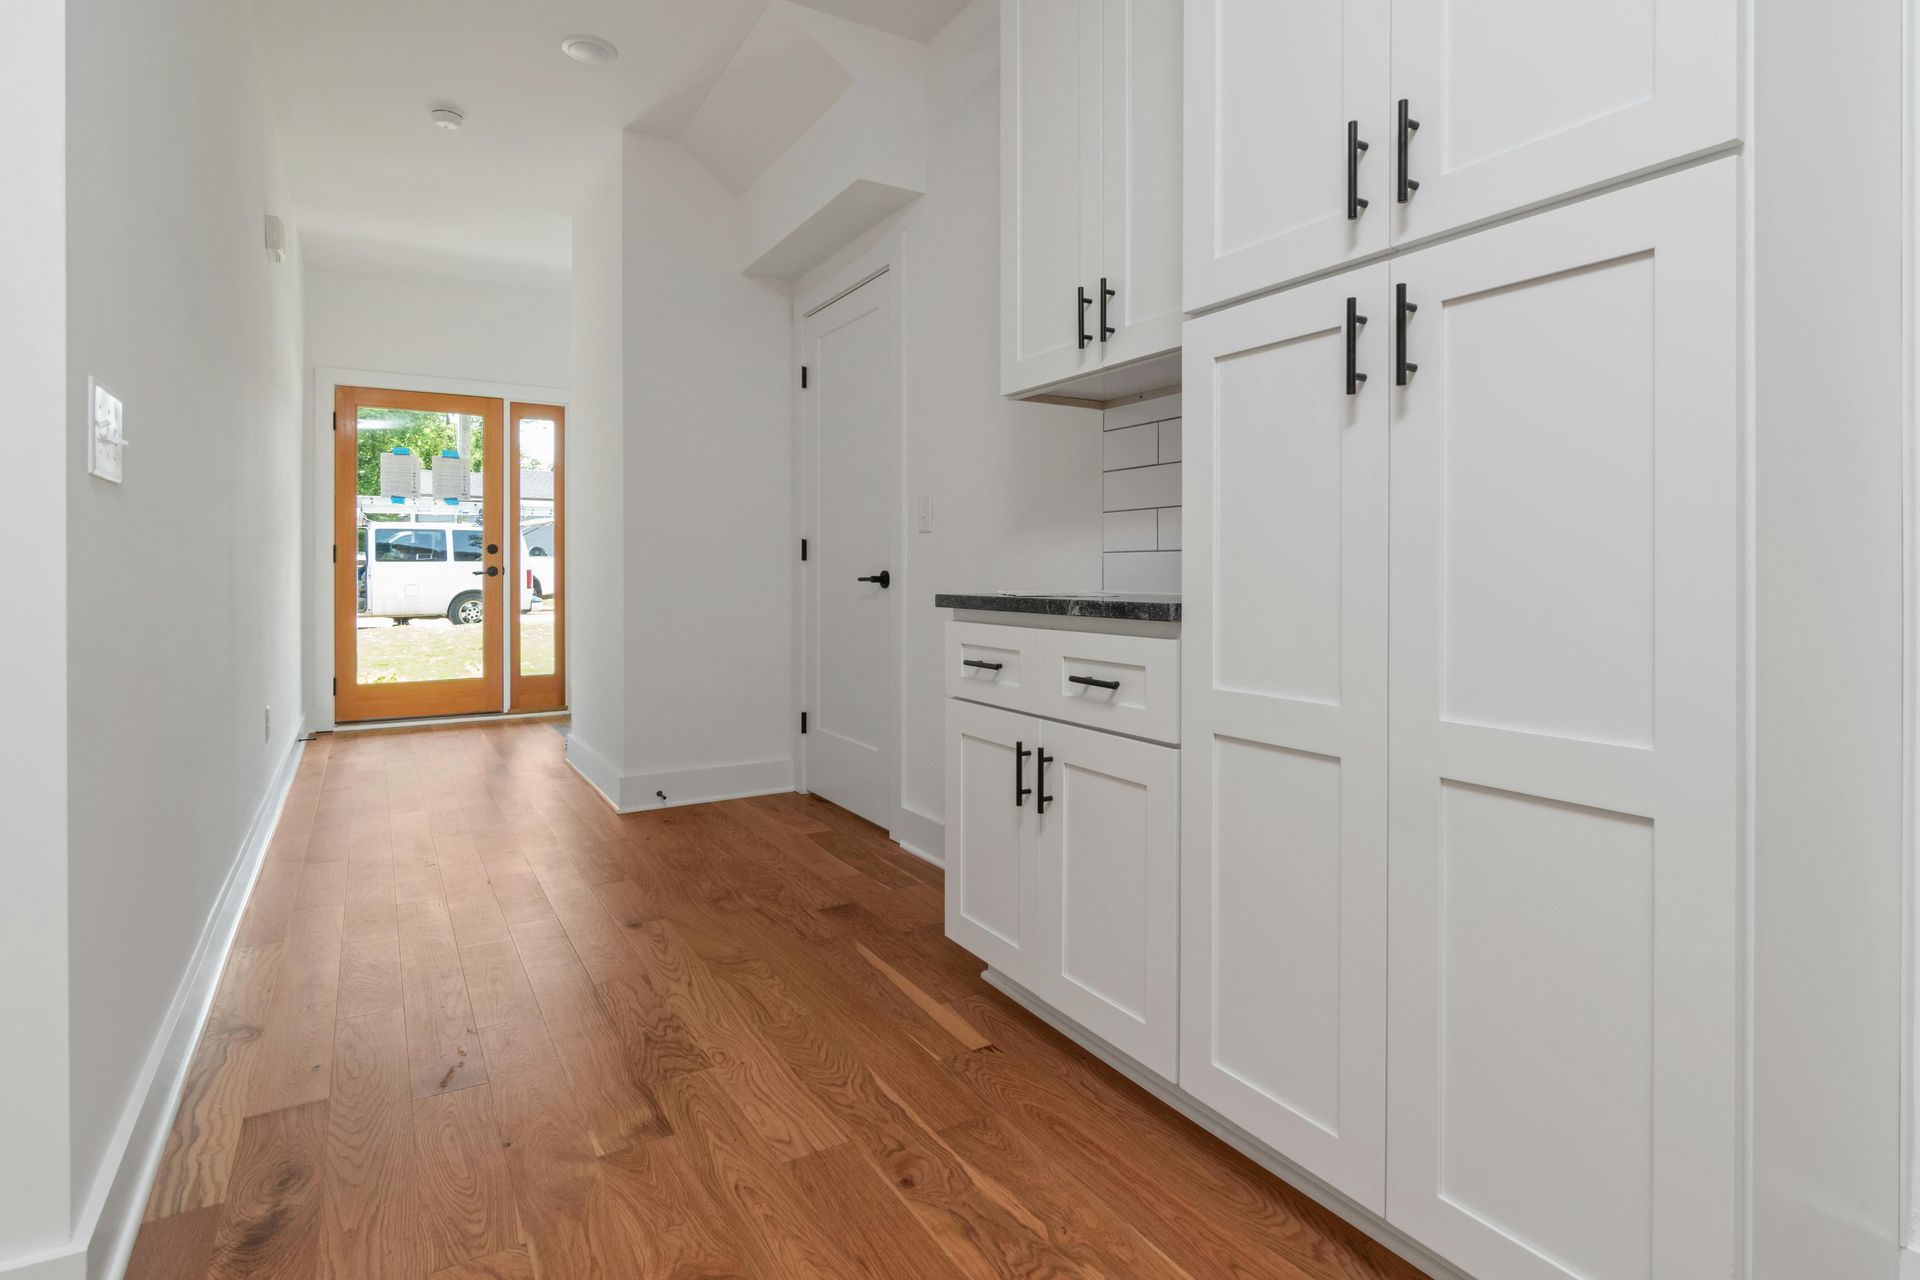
left=1181, top=2, right=1743, bottom=1279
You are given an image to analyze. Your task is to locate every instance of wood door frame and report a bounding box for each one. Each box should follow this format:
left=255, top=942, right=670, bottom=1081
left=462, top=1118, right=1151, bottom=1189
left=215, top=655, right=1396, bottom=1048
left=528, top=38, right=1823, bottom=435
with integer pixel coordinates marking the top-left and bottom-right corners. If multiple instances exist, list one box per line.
left=792, top=233, right=911, bottom=847
left=510, top=401, right=566, bottom=711
left=332, top=384, right=505, bottom=723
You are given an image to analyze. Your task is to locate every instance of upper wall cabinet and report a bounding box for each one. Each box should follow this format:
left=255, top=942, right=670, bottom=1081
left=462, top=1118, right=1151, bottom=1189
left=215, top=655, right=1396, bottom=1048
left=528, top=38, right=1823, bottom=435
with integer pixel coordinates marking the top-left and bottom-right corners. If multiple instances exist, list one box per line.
left=1185, top=0, right=1739, bottom=312
left=1002, top=0, right=1182, bottom=399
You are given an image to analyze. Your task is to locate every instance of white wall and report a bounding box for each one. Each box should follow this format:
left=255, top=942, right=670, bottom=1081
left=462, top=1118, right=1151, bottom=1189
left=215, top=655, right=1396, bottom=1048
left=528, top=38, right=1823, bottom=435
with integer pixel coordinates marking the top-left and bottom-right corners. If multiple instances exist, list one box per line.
left=798, top=0, right=1105, bottom=853
left=1750, top=0, right=1909, bottom=1275
left=304, top=264, right=570, bottom=390
left=567, top=143, right=629, bottom=795
left=0, top=0, right=73, bottom=1273
left=566, top=133, right=797, bottom=809
left=60, top=0, right=305, bottom=1273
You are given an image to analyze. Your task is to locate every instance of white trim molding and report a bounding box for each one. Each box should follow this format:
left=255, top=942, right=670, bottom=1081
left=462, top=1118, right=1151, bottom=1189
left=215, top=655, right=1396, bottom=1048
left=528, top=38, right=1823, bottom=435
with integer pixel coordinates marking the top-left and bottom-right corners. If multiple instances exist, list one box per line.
left=72, top=735, right=305, bottom=1280
left=565, top=735, right=795, bottom=815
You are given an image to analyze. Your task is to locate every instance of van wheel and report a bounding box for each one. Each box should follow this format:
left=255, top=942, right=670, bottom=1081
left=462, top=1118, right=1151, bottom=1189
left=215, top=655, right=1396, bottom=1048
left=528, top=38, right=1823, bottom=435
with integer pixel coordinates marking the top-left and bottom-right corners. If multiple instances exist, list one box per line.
left=448, top=593, right=483, bottom=625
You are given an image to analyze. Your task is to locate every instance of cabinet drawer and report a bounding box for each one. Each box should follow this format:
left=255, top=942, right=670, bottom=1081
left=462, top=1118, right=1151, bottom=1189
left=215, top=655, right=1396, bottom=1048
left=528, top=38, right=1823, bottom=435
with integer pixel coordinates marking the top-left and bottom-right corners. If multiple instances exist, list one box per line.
left=947, top=621, right=1044, bottom=712
left=1038, top=630, right=1179, bottom=744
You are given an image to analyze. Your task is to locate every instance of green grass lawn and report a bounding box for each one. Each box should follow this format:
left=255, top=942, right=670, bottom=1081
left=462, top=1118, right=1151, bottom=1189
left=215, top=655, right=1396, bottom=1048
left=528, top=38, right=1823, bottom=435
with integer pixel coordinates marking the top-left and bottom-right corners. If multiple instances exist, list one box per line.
left=356, top=606, right=555, bottom=684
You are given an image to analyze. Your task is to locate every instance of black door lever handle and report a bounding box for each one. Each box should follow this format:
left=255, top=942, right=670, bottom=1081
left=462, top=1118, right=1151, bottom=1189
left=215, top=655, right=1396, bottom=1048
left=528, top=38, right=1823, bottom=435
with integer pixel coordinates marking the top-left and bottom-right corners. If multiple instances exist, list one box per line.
left=857, top=570, right=891, bottom=588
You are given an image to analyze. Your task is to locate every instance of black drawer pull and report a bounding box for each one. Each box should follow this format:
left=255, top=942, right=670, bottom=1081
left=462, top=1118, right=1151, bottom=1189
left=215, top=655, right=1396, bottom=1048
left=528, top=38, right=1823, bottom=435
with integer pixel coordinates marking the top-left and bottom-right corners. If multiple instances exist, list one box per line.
left=1036, top=749, right=1054, bottom=814
left=1100, top=277, right=1116, bottom=340
left=1346, top=295, right=1368, bottom=395
left=1077, top=286, right=1092, bottom=349
left=1397, top=99, right=1420, bottom=203
left=962, top=659, right=1003, bottom=672
left=1015, top=740, right=1033, bottom=807
left=1396, top=283, right=1418, bottom=386
left=1068, top=674, right=1121, bottom=691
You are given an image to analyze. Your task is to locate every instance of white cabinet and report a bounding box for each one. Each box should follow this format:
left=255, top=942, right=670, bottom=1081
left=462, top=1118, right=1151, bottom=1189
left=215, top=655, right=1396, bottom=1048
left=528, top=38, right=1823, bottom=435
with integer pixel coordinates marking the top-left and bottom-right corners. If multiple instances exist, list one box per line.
left=1184, top=0, right=1739, bottom=312
left=945, top=627, right=1180, bottom=1078
left=1001, top=0, right=1182, bottom=398
left=1183, top=0, right=1390, bottom=312
left=1184, top=159, right=1739, bottom=1277
left=1179, top=264, right=1391, bottom=1211
left=1384, top=158, right=1737, bottom=1280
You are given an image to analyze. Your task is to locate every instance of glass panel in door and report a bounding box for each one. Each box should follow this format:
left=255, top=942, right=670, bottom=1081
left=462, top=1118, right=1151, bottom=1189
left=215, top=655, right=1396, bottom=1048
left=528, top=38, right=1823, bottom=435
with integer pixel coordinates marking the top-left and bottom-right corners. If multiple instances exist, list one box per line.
left=510, top=403, right=565, bottom=711
left=334, top=386, right=504, bottom=722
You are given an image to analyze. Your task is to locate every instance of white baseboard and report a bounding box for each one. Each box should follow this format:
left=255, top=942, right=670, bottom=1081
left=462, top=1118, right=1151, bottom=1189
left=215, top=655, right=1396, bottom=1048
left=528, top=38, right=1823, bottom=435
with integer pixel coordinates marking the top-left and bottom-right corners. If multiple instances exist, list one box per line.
left=980, top=967, right=1474, bottom=1280
left=75, top=736, right=306, bottom=1280
left=564, top=735, right=795, bottom=814
left=1902, top=1245, right=1920, bottom=1279
left=0, top=1243, right=85, bottom=1280
left=891, top=802, right=944, bottom=866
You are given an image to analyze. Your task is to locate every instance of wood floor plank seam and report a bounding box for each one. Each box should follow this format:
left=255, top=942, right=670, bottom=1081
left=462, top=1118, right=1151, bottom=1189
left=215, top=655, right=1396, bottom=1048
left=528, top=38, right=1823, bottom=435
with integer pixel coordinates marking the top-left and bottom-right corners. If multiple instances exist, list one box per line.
left=129, top=718, right=1426, bottom=1280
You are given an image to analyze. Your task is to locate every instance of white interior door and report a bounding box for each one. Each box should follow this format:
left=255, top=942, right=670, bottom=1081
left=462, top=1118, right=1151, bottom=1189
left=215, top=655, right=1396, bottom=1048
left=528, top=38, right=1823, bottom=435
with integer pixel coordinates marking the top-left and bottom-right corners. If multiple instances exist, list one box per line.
left=945, top=699, right=1041, bottom=979
left=1095, top=0, right=1182, bottom=366
left=802, top=271, right=897, bottom=829
left=1385, top=159, right=1738, bottom=1280
left=1183, top=0, right=1390, bottom=313
left=1180, top=264, right=1390, bottom=1210
left=1390, top=0, right=1738, bottom=247
left=1032, top=720, right=1179, bottom=1079
left=1001, top=0, right=1104, bottom=394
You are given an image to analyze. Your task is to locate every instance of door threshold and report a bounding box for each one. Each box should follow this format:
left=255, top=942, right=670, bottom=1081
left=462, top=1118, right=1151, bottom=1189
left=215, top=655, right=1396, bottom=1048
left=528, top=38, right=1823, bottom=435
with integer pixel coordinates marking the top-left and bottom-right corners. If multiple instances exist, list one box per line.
left=328, top=708, right=569, bottom=735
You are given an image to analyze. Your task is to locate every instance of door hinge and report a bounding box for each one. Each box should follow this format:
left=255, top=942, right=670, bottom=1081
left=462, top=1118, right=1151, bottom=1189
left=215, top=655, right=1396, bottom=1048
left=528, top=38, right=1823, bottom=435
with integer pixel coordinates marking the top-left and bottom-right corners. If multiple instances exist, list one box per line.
left=800, top=366, right=809, bottom=389
left=332, top=677, right=337, bottom=695
left=801, top=538, right=808, bottom=562
left=332, top=410, right=337, bottom=431
left=801, top=711, right=808, bottom=734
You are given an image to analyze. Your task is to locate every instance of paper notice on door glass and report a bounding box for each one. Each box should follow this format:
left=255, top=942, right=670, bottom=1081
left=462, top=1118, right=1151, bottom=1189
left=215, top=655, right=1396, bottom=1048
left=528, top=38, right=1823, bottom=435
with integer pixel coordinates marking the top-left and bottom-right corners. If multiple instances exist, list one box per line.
left=380, top=450, right=420, bottom=498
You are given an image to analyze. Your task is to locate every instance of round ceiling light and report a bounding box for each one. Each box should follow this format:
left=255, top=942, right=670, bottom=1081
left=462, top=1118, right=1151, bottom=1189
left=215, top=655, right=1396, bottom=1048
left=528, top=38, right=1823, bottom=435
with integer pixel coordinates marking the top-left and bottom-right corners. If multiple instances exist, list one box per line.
left=561, top=34, right=619, bottom=64
left=430, top=106, right=465, bottom=131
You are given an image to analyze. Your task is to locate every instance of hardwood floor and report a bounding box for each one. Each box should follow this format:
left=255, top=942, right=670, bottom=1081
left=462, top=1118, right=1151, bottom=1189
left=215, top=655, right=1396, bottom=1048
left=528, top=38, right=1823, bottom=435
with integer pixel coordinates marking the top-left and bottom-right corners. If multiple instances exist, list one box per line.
left=128, top=719, right=1424, bottom=1280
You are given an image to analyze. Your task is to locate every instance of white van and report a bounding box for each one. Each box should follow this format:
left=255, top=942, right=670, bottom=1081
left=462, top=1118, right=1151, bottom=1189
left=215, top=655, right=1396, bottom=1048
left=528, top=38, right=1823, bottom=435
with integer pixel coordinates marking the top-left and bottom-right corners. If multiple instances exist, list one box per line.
left=358, top=522, right=535, bottom=624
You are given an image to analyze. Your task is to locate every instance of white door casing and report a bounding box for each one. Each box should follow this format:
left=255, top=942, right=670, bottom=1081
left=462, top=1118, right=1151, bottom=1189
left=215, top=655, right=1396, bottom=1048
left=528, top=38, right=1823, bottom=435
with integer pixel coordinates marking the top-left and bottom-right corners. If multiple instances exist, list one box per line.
left=1184, top=0, right=1391, bottom=314
left=801, top=270, right=899, bottom=829
left=1385, top=158, right=1739, bottom=1280
left=1180, top=263, right=1392, bottom=1211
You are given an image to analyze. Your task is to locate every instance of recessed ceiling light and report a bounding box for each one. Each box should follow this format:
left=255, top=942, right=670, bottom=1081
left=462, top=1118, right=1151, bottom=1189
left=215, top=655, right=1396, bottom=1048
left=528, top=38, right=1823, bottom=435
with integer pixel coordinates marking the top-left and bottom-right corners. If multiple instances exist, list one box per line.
left=430, top=106, right=465, bottom=131
left=561, top=34, right=619, bottom=65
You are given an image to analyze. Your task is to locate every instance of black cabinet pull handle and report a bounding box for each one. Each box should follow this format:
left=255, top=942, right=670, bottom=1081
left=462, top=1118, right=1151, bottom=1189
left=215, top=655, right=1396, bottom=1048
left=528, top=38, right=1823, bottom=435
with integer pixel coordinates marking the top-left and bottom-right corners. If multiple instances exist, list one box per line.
left=1396, top=283, right=1418, bottom=386
left=1100, top=277, right=1116, bottom=340
left=1015, top=740, right=1033, bottom=807
left=1077, top=286, right=1091, bottom=349
left=1346, top=296, right=1368, bottom=395
left=857, top=570, right=891, bottom=588
left=1348, top=120, right=1369, bottom=220
left=1035, top=749, right=1054, bottom=814
left=962, top=659, right=1003, bottom=672
left=1068, top=674, right=1121, bottom=691
left=1397, top=99, right=1420, bottom=203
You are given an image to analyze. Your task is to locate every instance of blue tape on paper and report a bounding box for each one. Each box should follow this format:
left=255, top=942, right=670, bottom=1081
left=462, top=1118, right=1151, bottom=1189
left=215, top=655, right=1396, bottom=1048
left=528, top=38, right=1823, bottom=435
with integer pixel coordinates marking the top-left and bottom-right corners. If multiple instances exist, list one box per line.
left=392, top=446, right=411, bottom=455
left=390, top=495, right=406, bottom=504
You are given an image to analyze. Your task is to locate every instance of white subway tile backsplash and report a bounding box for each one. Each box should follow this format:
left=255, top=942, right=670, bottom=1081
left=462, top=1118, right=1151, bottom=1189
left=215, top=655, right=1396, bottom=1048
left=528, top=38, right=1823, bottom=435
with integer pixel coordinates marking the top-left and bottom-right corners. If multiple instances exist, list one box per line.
left=1104, top=462, right=1181, bottom=512
left=1157, top=507, right=1182, bottom=550
left=1158, top=418, right=1182, bottom=463
left=1104, top=422, right=1159, bottom=471
left=1103, top=509, right=1159, bottom=552
left=1103, top=550, right=1182, bottom=593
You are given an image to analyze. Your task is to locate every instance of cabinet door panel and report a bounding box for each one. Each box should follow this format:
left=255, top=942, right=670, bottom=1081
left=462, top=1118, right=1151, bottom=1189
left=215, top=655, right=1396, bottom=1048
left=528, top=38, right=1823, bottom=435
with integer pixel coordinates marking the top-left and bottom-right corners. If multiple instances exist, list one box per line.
left=1185, top=0, right=1390, bottom=312
left=1097, top=0, right=1182, bottom=366
left=1386, top=160, right=1738, bottom=1280
left=1001, top=0, right=1103, bottom=396
left=1391, top=0, right=1737, bottom=246
left=1034, top=720, right=1179, bottom=1079
left=1180, top=264, right=1390, bottom=1210
left=945, top=700, right=1041, bottom=983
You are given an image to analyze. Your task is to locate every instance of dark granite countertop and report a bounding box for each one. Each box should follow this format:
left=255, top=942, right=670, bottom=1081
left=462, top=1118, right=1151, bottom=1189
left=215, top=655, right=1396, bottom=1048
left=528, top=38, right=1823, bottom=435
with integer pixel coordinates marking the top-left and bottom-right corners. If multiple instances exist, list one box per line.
left=935, top=592, right=1181, bottom=622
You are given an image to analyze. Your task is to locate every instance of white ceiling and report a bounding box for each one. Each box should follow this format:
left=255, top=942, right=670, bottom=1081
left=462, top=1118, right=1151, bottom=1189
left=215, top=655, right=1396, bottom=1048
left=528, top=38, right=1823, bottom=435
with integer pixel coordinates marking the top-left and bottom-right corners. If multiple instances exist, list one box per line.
left=251, top=0, right=966, bottom=278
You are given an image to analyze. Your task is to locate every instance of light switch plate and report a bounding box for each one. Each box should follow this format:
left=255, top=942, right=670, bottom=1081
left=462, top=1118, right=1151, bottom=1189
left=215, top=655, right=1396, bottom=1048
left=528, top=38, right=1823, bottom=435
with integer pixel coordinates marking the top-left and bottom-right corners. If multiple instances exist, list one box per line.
left=915, top=490, right=933, bottom=533
left=88, top=378, right=124, bottom=483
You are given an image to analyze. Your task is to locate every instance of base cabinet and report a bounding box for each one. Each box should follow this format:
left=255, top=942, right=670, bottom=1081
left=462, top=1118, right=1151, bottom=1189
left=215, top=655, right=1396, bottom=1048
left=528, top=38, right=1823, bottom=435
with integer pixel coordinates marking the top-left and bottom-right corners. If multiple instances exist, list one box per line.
left=945, top=695, right=1179, bottom=1078
left=1183, top=160, right=1739, bottom=1279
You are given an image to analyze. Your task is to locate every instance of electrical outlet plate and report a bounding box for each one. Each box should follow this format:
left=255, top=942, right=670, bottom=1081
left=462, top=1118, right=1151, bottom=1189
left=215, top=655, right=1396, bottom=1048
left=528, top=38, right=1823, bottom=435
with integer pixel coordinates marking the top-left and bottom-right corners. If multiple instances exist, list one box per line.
left=88, top=378, right=125, bottom=483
